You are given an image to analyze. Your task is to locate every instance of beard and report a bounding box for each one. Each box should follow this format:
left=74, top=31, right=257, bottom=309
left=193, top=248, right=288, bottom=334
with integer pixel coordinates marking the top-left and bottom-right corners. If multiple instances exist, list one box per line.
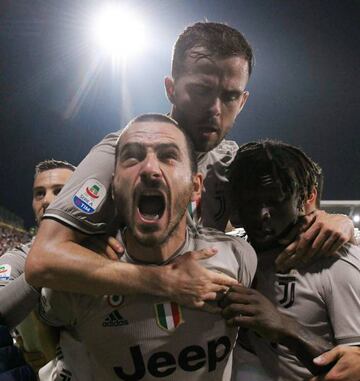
left=114, top=182, right=193, bottom=249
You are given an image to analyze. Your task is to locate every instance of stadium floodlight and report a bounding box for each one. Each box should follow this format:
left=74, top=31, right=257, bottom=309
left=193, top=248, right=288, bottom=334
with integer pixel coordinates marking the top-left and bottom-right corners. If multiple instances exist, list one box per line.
left=92, top=3, right=146, bottom=60
left=353, top=214, right=360, bottom=224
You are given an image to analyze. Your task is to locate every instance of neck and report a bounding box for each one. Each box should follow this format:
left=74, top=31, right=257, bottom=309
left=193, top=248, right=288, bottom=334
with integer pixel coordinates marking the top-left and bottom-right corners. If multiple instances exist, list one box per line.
left=124, top=218, right=187, bottom=264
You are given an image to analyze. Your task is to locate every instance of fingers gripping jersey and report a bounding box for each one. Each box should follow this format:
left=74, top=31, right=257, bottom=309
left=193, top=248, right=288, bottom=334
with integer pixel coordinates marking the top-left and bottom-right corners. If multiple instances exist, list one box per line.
left=39, top=226, right=257, bottom=381
left=44, top=131, right=238, bottom=233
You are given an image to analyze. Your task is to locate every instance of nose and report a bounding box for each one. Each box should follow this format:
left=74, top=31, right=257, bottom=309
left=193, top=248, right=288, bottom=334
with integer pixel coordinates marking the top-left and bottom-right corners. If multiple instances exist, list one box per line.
left=41, top=192, right=52, bottom=211
left=260, top=206, right=271, bottom=221
left=208, top=97, right=221, bottom=117
left=140, top=153, right=162, bottom=184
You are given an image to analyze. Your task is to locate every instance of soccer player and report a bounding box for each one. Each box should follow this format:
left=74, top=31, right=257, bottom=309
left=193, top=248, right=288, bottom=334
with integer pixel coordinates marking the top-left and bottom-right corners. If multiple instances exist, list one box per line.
left=0, top=160, right=75, bottom=372
left=39, top=114, right=257, bottom=380
left=223, top=140, right=360, bottom=380
left=26, top=22, right=354, bottom=306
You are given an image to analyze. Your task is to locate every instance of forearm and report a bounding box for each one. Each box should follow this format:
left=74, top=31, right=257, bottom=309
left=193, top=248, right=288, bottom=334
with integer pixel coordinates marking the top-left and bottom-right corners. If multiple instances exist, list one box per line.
left=26, top=238, right=165, bottom=296
left=0, top=274, right=40, bottom=328
left=279, top=314, right=334, bottom=375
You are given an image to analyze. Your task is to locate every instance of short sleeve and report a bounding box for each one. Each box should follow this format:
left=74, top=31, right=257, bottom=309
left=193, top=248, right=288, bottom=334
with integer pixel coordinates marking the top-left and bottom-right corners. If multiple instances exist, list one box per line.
left=322, top=246, right=360, bottom=345
left=43, top=132, right=120, bottom=234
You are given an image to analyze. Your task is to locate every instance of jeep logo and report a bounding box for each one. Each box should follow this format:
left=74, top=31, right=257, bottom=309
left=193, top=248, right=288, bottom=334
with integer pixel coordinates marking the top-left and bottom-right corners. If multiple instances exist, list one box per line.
left=114, top=335, right=231, bottom=380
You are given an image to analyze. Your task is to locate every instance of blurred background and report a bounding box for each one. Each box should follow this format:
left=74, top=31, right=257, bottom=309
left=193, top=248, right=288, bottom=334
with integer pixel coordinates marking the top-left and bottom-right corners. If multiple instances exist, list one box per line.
left=0, top=0, right=359, bottom=235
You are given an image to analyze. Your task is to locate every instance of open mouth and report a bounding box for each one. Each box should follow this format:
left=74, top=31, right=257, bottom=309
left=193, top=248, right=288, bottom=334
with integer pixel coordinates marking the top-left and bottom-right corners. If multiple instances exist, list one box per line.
left=138, top=193, right=165, bottom=221
left=199, top=124, right=219, bottom=133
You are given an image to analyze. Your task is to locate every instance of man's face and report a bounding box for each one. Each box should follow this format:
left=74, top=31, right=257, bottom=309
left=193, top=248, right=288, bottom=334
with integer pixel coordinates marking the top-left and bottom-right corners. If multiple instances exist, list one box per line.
left=113, top=121, right=200, bottom=247
left=166, top=47, right=250, bottom=152
left=237, top=184, right=300, bottom=251
left=32, top=168, right=73, bottom=224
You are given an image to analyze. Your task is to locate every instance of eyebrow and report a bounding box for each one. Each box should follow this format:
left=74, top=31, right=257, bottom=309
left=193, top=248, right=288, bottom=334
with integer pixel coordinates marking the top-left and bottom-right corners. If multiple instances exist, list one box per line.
left=33, top=184, right=64, bottom=191
left=120, top=142, right=181, bottom=153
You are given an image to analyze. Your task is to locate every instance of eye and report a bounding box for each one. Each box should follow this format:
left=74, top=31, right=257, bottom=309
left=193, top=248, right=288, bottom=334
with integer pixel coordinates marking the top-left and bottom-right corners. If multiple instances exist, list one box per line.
left=120, top=146, right=145, bottom=166
left=33, top=190, right=45, bottom=200
left=122, top=157, right=140, bottom=166
left=221, top=91, right=241, bottom=103
left=53, top=186, right=63, bottom=196
left=157, top=149, right=179, bottom=163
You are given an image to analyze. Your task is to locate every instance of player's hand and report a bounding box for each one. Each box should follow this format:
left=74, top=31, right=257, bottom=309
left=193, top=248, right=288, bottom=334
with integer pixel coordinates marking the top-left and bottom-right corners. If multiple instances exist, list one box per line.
left=81, top=235, right=124, bottom=260
left=221, top=285, right=285, bottom=342
left=309, top=346, right=360, bottom=381
left=161, top=248, right=238, bottom=309
left=276, top=210, right=354, bottom=272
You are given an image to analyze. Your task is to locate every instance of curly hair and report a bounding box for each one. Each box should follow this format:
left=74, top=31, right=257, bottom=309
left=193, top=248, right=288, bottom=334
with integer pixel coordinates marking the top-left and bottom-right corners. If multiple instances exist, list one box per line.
left=229, top=140, right=323, bottom=210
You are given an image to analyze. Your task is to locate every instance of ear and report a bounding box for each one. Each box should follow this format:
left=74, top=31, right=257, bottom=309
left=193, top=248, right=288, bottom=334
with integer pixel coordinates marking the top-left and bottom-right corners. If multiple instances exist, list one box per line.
left=236, top=90, right=250, bottom=116
left=304, top=187, right=318, bottom=213
left=191, top=173, right=203, bottom=202
left=164, top=76, right=175, bottom=104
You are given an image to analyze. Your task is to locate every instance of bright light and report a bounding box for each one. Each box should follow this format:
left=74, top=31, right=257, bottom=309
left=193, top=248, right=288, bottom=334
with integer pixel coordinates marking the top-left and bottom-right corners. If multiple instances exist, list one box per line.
left=92, top=4, right=146, bottom=60
left=353, top=214, right=360, bottom=224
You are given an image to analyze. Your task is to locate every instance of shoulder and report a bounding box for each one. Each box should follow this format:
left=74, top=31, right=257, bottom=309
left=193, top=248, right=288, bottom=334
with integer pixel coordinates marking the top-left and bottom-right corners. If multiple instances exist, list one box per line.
left=0, top=240, right=32, bottom=273
left=188, top=226, right=257, bottom=285
left=90, top=130, right=122, bottom=152
left=210, top=139, right=239, bottom=162
left=305, top=244, right=360, bottom=292
left=328, top=244, right=360, bottom=277
left=190, top=225, right=248, bottom=247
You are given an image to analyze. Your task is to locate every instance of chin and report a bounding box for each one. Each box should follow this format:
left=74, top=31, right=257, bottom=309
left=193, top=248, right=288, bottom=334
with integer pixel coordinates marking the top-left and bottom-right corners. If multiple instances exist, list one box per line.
left=135, top=230, right=166, bottom=247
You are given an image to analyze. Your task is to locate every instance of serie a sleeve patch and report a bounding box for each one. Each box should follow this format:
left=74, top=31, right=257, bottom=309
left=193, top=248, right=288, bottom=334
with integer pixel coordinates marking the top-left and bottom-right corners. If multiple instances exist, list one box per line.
left=0, top=264, right=12, bottom=283
left=72, top=179, right=107, bottom=214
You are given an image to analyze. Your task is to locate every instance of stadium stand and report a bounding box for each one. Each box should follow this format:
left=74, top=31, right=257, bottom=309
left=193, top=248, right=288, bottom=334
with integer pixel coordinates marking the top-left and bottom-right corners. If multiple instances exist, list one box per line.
left=0, top=207, right=31, bottom=256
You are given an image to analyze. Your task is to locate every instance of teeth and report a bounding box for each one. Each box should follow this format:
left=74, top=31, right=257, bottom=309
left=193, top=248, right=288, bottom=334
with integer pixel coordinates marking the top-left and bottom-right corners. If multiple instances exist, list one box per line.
left=142, top=213, right=160, bottom=220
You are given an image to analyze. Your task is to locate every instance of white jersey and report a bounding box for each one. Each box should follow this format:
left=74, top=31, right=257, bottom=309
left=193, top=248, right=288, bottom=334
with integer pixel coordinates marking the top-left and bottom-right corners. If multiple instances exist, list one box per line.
left=44, top=130, right=238, bottom=233
left=249, top=244, right=360, bottom=381
left=39, top=226, right=257, bottom=381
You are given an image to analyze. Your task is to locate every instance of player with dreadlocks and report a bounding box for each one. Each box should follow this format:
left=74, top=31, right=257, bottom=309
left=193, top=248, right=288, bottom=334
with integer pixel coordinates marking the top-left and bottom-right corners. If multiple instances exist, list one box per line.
left=221, top=140, right=360, bottom=381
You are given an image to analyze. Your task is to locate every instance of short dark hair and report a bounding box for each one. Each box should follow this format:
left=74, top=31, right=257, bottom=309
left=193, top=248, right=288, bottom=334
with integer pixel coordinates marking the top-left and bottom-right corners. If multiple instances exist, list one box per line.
left=115, top=113, right=198, bottom=174
left=172, top=22, right=254, bottom=79
left=229, top=140, right=323, bottom=210
left=34, top=159, right=76, bottom=178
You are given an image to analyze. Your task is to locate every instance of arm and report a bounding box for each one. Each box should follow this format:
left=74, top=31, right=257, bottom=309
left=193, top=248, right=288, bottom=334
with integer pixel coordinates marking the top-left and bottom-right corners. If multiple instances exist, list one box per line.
left=25, top=219, right=237, bottom=307
left=0, top=274, right=40, bottom=328
left=276, top=210, right=355, bottom=272
left=0, top=247, right=40, bottom=328
left=310, top=346, right=360, bottom=381
left=221, top=285, right=333, bottom=375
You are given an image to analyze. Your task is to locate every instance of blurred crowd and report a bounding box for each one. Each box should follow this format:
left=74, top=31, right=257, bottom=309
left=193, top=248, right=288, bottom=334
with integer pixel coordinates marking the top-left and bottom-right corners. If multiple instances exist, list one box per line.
left=0, top=225, right=31, bottom=256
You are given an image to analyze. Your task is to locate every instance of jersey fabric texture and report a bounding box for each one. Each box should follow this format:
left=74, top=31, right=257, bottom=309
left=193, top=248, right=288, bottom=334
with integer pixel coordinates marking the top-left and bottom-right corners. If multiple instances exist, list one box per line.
left=44, top=131, right=238, bottom=233
left=39, top=226, right=257, bottom=381
left=249, top=243, right=360, bottom=381
left=0, top=241, right=40, bottom=329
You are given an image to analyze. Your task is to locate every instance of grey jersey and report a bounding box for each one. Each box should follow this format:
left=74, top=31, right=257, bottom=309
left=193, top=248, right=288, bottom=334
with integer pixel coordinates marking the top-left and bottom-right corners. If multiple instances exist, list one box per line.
left=44, top=131, right=238, bottom=233
left=0, top=241, right=40, bottom=329
left=249, top=244, right=360, bottom=381
left=40, top=226, right=257, bottom=381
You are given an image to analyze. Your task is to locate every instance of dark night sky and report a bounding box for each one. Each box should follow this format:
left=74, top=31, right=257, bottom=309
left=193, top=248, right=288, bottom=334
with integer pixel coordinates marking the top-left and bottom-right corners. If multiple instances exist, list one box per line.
left=1, top=0, right=359, bottom=228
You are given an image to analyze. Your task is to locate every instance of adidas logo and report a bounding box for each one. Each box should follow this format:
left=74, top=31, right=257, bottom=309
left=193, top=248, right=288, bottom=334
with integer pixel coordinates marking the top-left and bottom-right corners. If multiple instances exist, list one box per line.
left=102, top=310, right=128, bottom=327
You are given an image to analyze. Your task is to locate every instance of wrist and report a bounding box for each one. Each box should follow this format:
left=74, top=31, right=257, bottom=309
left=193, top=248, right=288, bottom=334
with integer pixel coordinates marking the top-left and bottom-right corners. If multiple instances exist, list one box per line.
left=142, top=265, right=170, bottom=298
left=276, top=314, right=300, bottom=345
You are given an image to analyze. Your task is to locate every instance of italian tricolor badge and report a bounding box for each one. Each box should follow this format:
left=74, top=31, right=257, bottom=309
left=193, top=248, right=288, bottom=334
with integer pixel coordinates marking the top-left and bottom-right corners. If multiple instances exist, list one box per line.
left=155, top=302, right=183, bottom=332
